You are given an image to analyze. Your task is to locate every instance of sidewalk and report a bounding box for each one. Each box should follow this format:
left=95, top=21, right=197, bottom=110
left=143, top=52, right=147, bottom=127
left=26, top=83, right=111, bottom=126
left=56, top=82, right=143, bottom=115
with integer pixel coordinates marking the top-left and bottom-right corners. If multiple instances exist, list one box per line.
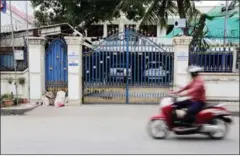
left=1, top=103, right=40, bottom=115
left=1, top=102, right=239, bottom=116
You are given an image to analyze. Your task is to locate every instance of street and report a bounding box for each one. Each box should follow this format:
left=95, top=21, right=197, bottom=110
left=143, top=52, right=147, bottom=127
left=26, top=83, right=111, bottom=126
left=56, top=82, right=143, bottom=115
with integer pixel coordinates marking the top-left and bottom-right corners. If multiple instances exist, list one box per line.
left=1, top=105, right=239, bottom=154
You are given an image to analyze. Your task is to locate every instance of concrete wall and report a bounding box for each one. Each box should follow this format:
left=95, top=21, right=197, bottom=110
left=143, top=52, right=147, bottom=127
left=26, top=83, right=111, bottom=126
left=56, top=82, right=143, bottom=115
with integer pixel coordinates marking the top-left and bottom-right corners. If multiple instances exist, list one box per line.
left=0, top=69, right=29, bottom=98
left=202, top=73, right=239, bottom=101
left=1, top=35, right=239, bottom=104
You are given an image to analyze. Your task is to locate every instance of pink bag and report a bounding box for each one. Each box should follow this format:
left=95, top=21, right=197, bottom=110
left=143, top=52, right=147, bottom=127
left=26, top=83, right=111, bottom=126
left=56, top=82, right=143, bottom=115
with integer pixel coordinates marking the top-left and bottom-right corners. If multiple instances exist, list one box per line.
left=57, top=103, right=65, bottom=107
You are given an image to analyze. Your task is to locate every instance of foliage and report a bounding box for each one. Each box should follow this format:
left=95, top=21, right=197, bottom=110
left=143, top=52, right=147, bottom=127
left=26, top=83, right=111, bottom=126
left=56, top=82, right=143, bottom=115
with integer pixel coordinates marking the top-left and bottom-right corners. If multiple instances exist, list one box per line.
left=1, top=93, right=13, bottom=100
left=7, top=77, right=13, bottom=84
left=31, top=0, right=132, bottom=32
left=31, top=0, right=117, bottom=29
left=114, top=0, right=203, bottom=35
left=31, top=0, right=209, bottom=35
left=14, top=98, right=24, bottom=105
left=189, top=14, right=214, bottom=51
left=31, top=0, right=239, bottom=49
left=18, top=77, right=25, bottom=85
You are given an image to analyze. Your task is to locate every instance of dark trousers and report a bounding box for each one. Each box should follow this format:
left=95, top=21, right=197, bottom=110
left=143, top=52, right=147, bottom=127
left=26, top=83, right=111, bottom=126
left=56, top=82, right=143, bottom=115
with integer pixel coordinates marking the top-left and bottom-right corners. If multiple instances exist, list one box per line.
left=174, top=100, right=205, bottom=124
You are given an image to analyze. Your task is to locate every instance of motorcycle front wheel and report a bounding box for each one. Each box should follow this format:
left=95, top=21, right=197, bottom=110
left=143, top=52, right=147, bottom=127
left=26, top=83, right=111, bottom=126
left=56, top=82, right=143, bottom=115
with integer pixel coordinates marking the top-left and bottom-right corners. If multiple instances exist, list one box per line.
left=147, top=119, right=169, bottom=139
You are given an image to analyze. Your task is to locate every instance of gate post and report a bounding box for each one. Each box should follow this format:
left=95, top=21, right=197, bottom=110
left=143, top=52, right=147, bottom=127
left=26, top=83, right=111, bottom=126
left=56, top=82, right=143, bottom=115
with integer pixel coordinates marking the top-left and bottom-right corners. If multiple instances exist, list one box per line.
left=64, top=36, right=83, bottom=106
left=28, top=37, right=46, bottom=101
left=173, top=36, right=192, bottom=90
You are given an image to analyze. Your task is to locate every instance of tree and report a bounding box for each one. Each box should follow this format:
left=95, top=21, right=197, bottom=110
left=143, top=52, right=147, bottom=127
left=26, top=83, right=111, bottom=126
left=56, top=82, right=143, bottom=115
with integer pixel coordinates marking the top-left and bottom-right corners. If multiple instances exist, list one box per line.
left=30, top=0, right=145, bottom=33
left=114, top=0, right=204, bottom=36
left=31, top=0, right=118, bottom=32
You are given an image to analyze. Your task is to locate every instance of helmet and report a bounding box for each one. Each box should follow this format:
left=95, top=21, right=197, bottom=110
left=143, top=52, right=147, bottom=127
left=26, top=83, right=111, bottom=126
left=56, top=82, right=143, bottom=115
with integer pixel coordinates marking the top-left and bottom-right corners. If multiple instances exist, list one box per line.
left=188, top=65, right=203, bottom=73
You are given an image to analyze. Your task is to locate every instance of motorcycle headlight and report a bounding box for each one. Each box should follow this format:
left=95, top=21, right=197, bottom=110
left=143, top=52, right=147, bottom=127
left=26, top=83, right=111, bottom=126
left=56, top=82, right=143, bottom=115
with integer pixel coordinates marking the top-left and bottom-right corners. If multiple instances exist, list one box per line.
left=159, top=97, right=173, bottom=108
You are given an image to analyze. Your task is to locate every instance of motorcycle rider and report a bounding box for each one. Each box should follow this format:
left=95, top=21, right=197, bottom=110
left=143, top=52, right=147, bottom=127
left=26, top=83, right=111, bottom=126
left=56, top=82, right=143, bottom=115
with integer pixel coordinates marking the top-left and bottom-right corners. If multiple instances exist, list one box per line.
left=171, top=65, right=206, bottom=127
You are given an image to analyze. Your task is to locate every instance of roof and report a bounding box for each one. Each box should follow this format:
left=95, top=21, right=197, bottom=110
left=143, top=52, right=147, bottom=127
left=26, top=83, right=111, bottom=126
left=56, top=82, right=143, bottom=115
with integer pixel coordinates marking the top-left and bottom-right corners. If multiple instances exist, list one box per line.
left=0, top=23, right=74, bottom=36
left=207, top=6, right=239, bottom=18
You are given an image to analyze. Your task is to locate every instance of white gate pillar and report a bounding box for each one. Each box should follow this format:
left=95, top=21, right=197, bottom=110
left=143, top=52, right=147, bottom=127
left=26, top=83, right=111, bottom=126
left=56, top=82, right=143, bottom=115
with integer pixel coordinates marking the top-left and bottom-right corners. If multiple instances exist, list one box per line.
left=64, top=36, right=83, bottom=106
left=173, top=36, right=192, bottom=90
left=28, top=37, right=46, bottom=100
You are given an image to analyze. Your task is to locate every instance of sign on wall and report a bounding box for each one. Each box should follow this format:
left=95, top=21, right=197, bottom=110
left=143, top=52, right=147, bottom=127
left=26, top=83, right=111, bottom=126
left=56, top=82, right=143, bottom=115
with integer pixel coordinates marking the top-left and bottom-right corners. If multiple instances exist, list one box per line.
left=14, top=50, right=24, bottom=60
left=176, top=52, right=189, bottom=74
left=176, top=52, right=188, bottom=61
left=68, top=51, right=79, bottom=73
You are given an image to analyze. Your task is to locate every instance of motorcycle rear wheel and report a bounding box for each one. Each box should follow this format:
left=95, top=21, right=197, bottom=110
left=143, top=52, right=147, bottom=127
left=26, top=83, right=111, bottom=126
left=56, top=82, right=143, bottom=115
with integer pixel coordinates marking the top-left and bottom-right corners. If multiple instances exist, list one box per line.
left=208, top=118, right=229, bottom=140
left=147, top=119, right=169, bottom=139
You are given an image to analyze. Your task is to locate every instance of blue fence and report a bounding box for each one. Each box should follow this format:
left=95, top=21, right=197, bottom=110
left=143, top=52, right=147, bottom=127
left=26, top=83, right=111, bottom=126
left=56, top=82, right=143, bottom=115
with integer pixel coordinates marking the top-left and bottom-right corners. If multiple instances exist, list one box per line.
left=83, top=50, right=174, bottom=86
left=83, top=28, right=174, bottom=104
left=189, top=46, right=234, bottom=72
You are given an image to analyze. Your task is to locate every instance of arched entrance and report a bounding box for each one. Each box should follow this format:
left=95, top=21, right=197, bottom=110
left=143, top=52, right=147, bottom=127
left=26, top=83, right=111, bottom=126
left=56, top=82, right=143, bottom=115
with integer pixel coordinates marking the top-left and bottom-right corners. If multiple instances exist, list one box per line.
left=45, top=38, right=68, bottom=93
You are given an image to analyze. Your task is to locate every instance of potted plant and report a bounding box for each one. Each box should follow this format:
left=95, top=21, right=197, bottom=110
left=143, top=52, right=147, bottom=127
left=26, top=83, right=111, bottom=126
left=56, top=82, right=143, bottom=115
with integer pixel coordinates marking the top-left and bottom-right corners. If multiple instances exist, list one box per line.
left=7, top=77, right=13, bottom=84
left=18, top=77, right=25, bottom=85
left=2, top=93, right=14, bottom=107
left=14, top=97, right=24, bottom=105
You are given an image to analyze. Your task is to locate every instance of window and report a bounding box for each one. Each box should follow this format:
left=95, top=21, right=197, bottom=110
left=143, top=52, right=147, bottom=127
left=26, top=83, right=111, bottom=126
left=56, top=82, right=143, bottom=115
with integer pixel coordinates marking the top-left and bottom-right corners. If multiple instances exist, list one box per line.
left=0, top=47, right=28, bottom=71
left=87, top=25, right=104, bottom=37
left=139, top=25, right=157, bottom=37
left=166, top=25, right=174, bottom=35
left=107, top=24, right=119, bottom=36
left=124, top=24, right=136, bottom=31
left=0, top=52, right=27, bottom=71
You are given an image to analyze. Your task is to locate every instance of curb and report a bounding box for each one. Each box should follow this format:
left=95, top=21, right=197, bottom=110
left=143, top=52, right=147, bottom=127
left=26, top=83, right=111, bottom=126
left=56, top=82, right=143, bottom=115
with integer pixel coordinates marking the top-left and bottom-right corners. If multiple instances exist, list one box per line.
left=83, top=103, right=240, bottom=117
left=231, top=112, right=239, bottom=117
left=1, top=104, right=40, bottom=116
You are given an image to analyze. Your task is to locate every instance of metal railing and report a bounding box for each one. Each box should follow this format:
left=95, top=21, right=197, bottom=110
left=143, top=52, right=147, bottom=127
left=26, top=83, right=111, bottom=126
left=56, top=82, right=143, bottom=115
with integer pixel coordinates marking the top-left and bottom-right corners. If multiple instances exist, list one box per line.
left=189, top=46, right=235, bottom=72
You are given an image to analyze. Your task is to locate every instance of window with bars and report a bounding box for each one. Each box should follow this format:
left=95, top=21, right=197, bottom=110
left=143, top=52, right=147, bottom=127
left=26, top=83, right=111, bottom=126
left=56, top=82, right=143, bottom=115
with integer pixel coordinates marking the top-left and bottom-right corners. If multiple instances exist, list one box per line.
left=107, top=24, right=119, bottom=36
left=0, top=49, right=28, bottom=71
left=87, top=25, right=104, bottom=37
left=166, top=25, right=174, bottom=36
left=124, top=24, right=136, bottom=31
left=139, top=25, right=157, bottom=37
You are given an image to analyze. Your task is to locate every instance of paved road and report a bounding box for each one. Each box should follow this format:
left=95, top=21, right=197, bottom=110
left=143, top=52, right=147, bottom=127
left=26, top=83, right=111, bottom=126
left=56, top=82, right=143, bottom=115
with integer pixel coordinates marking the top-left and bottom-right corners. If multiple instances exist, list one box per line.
left=1, top=105, right=239, bottom=154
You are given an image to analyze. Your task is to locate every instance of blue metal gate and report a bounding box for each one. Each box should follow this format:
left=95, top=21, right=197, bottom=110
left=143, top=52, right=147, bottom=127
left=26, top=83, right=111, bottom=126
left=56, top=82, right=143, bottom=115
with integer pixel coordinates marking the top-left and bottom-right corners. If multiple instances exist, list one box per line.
left=83, top=28, right=174, bottom=104
left=45, top=39, right=68, bottom=93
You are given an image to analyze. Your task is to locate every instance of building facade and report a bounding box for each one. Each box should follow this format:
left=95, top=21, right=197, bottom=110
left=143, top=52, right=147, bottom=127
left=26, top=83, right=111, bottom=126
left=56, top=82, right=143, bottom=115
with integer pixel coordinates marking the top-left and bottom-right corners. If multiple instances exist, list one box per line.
left=0, top=1, right=34, bottom=33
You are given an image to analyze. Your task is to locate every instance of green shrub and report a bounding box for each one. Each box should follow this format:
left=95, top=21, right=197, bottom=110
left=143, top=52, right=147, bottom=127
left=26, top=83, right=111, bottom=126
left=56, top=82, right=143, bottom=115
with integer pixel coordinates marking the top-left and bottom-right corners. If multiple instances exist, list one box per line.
left=18, top=77, right=25, bottom=85
left=14, top=98, right=24, bottom=105
left=0, top=94, right=13, bottom=104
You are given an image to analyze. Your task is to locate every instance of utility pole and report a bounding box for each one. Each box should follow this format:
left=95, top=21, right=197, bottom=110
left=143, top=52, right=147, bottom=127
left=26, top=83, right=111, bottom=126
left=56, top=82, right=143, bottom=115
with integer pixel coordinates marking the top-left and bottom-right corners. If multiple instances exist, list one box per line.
left=9, top=1, right=18, bottom=105
left=223, top=0, right=229, bottom=70
left=223, top=0, right=229, bottom=46
left=26, top=1, right=30, bottom=103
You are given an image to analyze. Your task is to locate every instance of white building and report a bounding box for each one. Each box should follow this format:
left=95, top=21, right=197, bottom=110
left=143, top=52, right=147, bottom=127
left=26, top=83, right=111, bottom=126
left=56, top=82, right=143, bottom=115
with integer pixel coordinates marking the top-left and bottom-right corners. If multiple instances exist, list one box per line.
left=0, top=1, right=34, bottom=33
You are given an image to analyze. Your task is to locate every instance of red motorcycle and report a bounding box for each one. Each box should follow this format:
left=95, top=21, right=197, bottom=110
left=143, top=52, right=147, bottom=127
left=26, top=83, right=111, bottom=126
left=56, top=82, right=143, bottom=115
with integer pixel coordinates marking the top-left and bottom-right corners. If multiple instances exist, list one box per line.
left=147, top=95, right=233, bottom=140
